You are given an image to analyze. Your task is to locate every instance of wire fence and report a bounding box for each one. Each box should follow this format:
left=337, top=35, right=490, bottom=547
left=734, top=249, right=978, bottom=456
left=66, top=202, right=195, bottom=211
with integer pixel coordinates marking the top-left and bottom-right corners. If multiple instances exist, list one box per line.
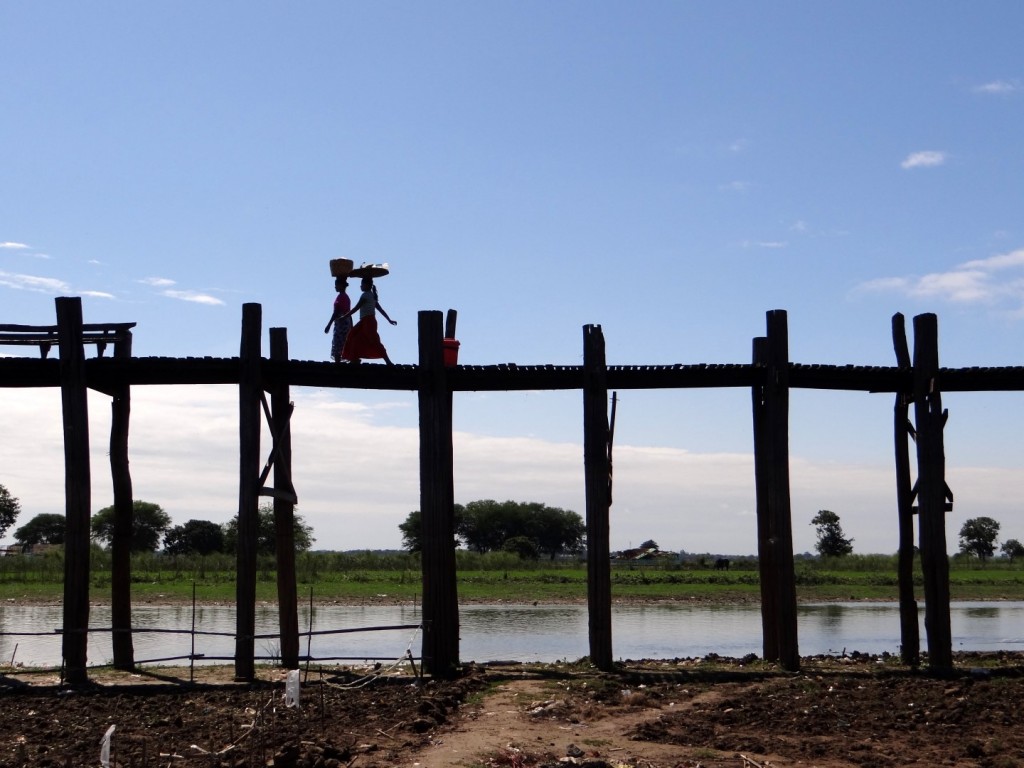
left=0, top=587, right=424, bottom=682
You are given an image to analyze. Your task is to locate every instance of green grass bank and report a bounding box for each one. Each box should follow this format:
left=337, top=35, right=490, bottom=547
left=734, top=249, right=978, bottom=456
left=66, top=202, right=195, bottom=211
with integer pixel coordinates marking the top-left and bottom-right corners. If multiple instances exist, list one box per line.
left=2, top=550, right=1023, bottom=604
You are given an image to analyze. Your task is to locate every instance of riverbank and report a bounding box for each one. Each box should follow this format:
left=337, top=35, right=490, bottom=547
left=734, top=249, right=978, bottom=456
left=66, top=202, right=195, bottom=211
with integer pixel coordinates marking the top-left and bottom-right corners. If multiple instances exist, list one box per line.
left=4, top=563, right=1024, bottom=605
left=2, top=652, right=1023, bottom=767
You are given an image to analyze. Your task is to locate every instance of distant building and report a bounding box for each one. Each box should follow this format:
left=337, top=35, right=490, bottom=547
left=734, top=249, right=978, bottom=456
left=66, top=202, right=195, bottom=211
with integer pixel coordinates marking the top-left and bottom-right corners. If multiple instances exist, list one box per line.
left=0, top=543, right=60, bottom=557
left=610, top=547, right=676, bottom=563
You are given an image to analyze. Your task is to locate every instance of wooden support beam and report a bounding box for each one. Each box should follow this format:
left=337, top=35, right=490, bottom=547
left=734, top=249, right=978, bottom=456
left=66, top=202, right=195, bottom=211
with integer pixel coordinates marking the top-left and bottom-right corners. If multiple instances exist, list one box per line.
left=891, top=314, right=920, bottom=667
left=235, top=303, right=262, bottom=681
left=912, top=313, right=953, bottom=673
left=56, top=297, right=91, bottom=686
left=751, top=335, right=779, bottom=662
left=257, top=392, right=295, bottom=497
left=417, top=310, right=459, bottom=678
left=109, top=330, right=135, bottom=671
left=763, top=310, right=799, bottom=672
left=270, top=327, right=300, bottom=670
left=583, top=324, right=613, bottom=671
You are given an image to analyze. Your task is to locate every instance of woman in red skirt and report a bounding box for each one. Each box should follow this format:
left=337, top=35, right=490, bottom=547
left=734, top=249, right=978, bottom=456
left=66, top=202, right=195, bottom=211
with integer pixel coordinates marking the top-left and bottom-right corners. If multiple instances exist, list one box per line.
left=340, top=276, right=398, bottom=365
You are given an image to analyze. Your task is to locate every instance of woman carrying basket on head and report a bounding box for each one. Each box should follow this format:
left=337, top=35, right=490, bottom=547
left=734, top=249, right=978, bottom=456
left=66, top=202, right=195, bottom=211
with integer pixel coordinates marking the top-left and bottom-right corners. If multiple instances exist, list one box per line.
left=339, top=276, right=397, bottom=365
left=324, top=275, right=353, bottom=363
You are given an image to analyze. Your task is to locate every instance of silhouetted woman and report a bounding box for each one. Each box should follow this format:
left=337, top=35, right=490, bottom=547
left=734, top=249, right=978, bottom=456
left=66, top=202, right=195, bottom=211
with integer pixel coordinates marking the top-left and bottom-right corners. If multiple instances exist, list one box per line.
left=324, top=276, right=352, bottom=363
left=339, top=276, right=397, bottom=365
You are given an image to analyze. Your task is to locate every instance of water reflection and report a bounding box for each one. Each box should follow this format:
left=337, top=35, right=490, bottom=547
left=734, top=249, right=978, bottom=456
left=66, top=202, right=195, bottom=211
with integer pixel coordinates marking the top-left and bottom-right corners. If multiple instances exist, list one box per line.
left=964, top=606, right=999, bottom=619
left=1, top=601, right=1023, bottom=668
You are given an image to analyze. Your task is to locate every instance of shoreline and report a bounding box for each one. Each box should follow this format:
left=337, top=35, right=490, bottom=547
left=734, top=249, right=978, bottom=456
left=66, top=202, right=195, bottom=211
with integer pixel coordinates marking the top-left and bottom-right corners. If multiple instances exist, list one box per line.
left=6, top=593, right=1018, bottom=608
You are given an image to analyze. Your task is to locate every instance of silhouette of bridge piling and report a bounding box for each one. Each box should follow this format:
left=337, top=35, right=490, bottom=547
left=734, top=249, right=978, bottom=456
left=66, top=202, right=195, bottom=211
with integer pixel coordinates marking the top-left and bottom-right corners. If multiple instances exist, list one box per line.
left=6, top=296, right=1021, bottom=680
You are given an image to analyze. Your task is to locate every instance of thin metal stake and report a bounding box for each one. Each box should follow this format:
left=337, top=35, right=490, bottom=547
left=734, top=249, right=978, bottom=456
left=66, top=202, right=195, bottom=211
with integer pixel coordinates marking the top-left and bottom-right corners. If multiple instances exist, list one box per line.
left=190, top=582, right=197, bottom=683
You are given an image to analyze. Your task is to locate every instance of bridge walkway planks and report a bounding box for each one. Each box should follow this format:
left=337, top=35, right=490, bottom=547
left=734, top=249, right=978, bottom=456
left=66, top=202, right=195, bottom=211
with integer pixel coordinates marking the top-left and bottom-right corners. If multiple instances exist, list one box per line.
left=3, top=355, right=1024, bottom=393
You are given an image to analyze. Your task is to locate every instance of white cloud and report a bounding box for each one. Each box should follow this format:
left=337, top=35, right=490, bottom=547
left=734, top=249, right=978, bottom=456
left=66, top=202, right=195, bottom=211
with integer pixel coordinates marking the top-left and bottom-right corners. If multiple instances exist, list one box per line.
left=960, top=248, right=1024, bottom=271
left=910, top=269, right=991, bottom=303
left=857, top=248, right=1024, bottom=307
left=80, top=290, right=116, bottom=299
left=974, top=80, right=1018, bottom=95
left=0, top=242, right=30, bottom=250
left=139, top=277, right=176, bottom=287
left=2, top=385, right=1022, bottom=556
left=162, top=290, right=225, bottom=306
left=0, top=271, right=71, bottom=293
left=900, top=151, right=947, bottom=169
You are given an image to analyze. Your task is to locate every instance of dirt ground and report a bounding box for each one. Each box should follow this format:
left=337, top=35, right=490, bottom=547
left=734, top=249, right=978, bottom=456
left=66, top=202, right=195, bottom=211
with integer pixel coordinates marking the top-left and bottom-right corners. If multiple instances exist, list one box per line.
left=1, top=651, right=1023, bottom=768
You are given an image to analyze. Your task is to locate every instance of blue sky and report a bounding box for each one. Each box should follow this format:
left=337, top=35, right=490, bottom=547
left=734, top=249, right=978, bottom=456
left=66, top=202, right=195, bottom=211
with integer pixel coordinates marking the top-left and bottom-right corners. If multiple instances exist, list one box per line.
left=2, top=2, right=1024, bottom=556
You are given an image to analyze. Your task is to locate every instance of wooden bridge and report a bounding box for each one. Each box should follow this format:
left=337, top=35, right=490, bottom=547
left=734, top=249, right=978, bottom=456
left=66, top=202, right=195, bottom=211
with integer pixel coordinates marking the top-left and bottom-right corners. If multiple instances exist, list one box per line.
left=3, top=297, right=1019, bottom=683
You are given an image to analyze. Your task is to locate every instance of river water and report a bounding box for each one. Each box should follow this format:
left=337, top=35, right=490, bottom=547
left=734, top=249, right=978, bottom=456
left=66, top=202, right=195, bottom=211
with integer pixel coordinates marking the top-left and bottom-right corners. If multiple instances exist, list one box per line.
left=2, top=601, right=1023, bottom=668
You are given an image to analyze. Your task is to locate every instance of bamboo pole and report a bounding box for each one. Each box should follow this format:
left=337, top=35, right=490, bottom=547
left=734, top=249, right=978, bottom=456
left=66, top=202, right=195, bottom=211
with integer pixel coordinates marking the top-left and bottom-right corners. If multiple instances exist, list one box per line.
left=583, top=324, right=613, bottom=671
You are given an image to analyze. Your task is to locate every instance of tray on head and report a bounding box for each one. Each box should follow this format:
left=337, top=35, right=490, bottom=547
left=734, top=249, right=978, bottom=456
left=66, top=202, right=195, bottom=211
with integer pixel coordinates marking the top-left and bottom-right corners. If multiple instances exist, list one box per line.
left=348, top=263, right=390, bottom=278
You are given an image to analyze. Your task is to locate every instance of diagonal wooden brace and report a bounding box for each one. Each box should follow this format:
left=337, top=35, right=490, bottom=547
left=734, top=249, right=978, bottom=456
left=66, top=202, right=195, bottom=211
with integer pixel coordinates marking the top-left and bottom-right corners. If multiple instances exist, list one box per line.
left=258, top=393, right=297, bottom=504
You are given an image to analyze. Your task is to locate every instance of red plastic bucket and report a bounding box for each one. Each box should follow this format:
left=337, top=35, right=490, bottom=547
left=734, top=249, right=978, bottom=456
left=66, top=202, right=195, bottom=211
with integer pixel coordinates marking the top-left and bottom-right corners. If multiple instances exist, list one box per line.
left=443, top=338, right=460, bottom=367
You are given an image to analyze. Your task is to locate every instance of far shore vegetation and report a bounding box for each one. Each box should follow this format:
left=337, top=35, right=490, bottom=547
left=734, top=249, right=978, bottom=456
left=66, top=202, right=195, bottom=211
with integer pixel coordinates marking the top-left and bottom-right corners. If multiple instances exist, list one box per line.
left=2, top=549, right=1024, bottom=604
left=3, top=491, right=1023, bottom=604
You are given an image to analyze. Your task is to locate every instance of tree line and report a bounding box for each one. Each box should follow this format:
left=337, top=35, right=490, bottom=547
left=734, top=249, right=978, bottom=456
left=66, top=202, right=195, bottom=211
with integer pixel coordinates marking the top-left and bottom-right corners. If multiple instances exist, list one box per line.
left=399, top=499, right=585, bottom=560
left=6, top=495, right=314, bottom=556
left=3, top=479, right=1023, bottom=563
left=811, top=508, right=1024, bottom=563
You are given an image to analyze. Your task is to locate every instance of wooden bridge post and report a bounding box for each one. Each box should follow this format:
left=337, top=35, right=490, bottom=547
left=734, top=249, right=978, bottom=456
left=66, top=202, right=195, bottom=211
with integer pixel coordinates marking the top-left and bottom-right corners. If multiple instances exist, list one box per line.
left=417, top=310, right=459, bottom=678
left=235, top=303, right=262, bottom=680
left=110, top=329, right=135, bottom=670
left=56, top=297, right=91, bottom=685
left=751, top=335, right=779, bottom=662
left=270, top=327, right=300, bottom=669
left=762, top=310, right=799, bottom=671
left=891, top=314, right=920, bottom=667
left=911, top=313, right=953, bottom=673
left=583, top=324, right=613, bottom=671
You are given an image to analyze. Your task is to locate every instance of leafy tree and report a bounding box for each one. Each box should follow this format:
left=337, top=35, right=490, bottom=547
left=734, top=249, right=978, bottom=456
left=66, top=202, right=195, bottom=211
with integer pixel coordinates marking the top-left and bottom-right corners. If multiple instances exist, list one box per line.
left=398, top=500, right=584, bottom=559
left=1001, top=538, right=1024, bottom=562
left=14, top=513, right=66, bottom=548
left=457, top=500, right=525, bottom=554
left=530, top=505, right=585, bottom=559
left=0, top=483, right=22, bottom=540
left=958, top=516, right=1000, bottom=562
left=459, top=500, right=584, bottom=559
left=91, top=501, right=172, bottom=553
left=398, top=510, right=424, bottom=552
left=502, top=535, right=540, bottom=560
left=398, top=507, right=465, bottom=553
left=222, top=503, right=314, bottom=555
left=811, top=510, right=854, bottom=557
left=164, top=519, right=225, bottom=556
left=639, top=539, right=660, bottom=550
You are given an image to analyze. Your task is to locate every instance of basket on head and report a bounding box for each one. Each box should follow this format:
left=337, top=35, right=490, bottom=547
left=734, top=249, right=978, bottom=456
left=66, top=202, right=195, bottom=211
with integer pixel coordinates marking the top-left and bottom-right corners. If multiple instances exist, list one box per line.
left=330, top=258, right=354, bottom=277
left=348, top=263, right=390, bottom=279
